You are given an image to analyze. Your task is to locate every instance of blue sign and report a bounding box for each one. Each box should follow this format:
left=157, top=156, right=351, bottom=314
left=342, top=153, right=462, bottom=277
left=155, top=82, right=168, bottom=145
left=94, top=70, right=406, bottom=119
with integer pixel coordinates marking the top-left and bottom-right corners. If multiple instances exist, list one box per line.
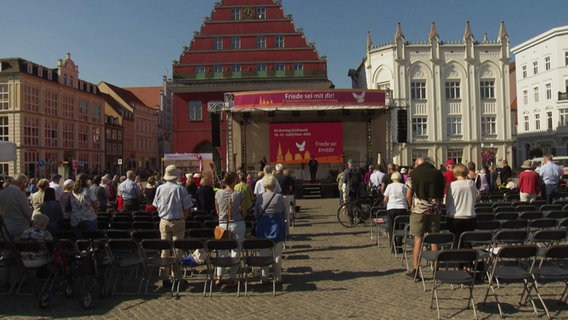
left=38, top=160, right=45, bottom=167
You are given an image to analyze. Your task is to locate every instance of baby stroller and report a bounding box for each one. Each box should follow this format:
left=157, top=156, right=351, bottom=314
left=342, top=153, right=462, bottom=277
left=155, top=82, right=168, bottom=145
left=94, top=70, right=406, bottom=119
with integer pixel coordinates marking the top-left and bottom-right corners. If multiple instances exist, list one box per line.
left=40, top=239, right=109, bottom=309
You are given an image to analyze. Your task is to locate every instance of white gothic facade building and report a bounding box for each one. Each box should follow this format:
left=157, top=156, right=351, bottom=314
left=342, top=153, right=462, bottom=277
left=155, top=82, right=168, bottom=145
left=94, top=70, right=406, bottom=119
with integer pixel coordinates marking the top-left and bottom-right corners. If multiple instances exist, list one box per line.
left=512, top=25, right=568, bottom=160
left=349, top=22, right=514, bottom=168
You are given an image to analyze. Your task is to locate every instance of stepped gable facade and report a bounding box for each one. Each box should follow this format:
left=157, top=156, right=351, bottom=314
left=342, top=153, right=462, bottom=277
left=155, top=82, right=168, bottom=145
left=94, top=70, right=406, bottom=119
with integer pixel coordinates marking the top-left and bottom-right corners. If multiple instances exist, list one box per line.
left=171, top=0, right=332, bottom=170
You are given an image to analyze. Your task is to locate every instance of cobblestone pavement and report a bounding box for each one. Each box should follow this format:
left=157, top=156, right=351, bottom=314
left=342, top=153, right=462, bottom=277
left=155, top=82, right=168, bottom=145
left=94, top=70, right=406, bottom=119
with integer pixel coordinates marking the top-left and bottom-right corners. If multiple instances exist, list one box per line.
left=1, top=198, right=567, bottom=319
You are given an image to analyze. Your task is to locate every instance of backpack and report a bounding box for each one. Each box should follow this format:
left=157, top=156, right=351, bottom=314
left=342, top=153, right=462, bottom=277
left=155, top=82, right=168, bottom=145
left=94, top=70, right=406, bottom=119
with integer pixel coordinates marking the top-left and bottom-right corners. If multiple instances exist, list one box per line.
left=347, top=167, right=362, bottom=191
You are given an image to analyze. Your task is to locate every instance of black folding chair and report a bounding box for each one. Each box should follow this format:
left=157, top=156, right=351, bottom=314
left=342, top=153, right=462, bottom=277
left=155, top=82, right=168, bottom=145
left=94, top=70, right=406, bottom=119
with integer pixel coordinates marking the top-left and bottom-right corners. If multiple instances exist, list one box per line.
left=531, top=244, right=568, bottom=319
left=173, top=239, right=208, bottom=296
left=205, top=239, right=240, bottom=297
left=483, top=245, right=542, bottom=318
left=140, top=239, right=177, bottom=295
left=430, top=249, right=478, bottom=320
left=241, top=239, right=276, bottom=296
left=417, top=232, right=455, bottom=291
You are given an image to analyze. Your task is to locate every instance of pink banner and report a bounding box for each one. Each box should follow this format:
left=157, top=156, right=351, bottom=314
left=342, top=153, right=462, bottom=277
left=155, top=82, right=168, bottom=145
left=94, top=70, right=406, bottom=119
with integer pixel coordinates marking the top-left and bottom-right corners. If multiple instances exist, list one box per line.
left=233, top=90, right=385, bottom=109
left=270, top=123, right=343, bottom=164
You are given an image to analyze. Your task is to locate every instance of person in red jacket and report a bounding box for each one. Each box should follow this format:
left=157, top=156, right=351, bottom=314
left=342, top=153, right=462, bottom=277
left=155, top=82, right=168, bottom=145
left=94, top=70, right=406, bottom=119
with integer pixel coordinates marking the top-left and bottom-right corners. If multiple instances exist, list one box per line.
left=518, top=160, right=541, bottom=202
left=443, top=159, right=456, bottom=195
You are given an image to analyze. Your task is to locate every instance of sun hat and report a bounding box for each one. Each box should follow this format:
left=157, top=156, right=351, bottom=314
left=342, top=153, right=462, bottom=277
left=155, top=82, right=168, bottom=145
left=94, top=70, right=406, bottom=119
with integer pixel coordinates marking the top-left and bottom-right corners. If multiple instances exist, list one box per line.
left=163, top=165, right=181, bottom=181
left=521, top=160, right=532, bottom=169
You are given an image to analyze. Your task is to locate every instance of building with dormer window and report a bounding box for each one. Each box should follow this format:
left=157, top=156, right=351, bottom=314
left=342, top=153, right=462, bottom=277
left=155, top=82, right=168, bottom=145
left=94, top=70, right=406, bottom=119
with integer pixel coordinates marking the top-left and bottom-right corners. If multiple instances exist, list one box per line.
left=0, top=53, right=105, bottom=177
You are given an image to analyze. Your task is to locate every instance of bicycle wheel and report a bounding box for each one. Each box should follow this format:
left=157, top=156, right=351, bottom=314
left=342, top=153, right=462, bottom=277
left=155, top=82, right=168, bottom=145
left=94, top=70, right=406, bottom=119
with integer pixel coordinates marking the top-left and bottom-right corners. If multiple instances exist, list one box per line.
left=337, top=203, right=355, bottom=228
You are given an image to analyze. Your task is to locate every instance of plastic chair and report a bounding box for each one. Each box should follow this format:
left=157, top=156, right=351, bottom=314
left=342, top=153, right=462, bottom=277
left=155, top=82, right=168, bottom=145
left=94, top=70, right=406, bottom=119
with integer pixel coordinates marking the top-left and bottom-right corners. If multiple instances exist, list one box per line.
left=430, top=249, right=478, bottom=320
left=241, top=239, right=276, bottom=296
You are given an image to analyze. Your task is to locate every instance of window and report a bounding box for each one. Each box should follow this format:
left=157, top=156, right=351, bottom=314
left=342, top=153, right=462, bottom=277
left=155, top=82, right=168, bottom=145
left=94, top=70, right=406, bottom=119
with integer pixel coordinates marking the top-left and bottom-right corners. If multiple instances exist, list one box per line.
left=535, top=113, right=541, bottom=130
left=523, top=90, right=528, bottom=105
left=214, top=37, right=223, bottom=50
left=231, top=36, right=240, bottom=49
left=547, top=111, right=553, bottom=130
left=293, top=63, right=303, bottom=76
left=275, top=35, right=285, bottom=48
left=533, top=61, right=538, bottom=75
left=195, top=66, right=205, bottom=74
left=79, top=100, right=88, bottom=122
left=92, top=103, right=101, bottom=124
left=534, top=87, right=539, bottom=103
left=256, top=35, right=266, bottom=48
left=275, top=63, right=285, bottom=76
left=546, top=83, right=552, bottom=100
left=24, top=151, right=39, bottom=178
left=412, top=117, right=428, bottom=136
left=44, top=91, right=58, bottom=116
left=0, top=116, right=8, bottom=141
left=412, top=150, right=429, bottom=163
left=545, top=56, right=551, bottom=70
left=256, top=7, right=266, bottom=19
left=445, top=81, right=460, bottom=100
left=23, top=117, right=40, bottom=146
left=410, top=81, right=426, bottom=100
left=446, top=150, right=463, bottom=165
left=522, top=65, right=527, bottom=78
left=62, top=96, right=74, bottom=119
left=447, top=116, right=462, bottom=136
left=524, top=115, right=529, bottom=131
left=24, top=86, right=39, bottom=112
left=231, top=7, right=241, bottom=20
left=78, top=126, right=89, bottom=149
left=481, top=116, right=496, bottom=135
left=560, top=109, right=568, bottom=126
left=231, top=64, right=241, bottom=73
left=0, top=84, right=8, bottom=111
left=565, top=52, right=568, bottom=66
left=188, top=101, right=202, bottom=121
left=44, top=120, right=58, bottom=147
left=62, top=123, right=74, bottom=148
left=257, top=64, right=267, bottom=77
left=213, top=65, right=224, bottom=77
left=480, top=80, right=495, bottom=99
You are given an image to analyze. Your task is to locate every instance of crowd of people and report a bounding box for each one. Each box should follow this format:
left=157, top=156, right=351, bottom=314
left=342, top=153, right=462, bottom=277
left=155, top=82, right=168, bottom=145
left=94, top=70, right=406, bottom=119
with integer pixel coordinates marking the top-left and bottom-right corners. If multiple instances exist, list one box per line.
left=336, top=154, right=565, bottom=280
left=0, top=162, right=298, bottom=289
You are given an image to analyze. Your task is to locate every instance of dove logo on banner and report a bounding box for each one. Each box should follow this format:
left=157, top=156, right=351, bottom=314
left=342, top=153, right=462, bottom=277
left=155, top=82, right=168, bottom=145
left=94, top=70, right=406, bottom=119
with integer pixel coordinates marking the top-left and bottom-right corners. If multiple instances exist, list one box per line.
left=270, top=122, right=343, bottom=164
left=352, top=92, right=366, bottom=103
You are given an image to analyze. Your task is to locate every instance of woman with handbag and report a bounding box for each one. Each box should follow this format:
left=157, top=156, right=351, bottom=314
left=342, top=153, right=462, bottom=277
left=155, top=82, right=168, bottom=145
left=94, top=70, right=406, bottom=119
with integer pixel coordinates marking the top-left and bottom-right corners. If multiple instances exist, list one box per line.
left=214, top=171, right=247, bottom=287
left=255, top=175, right=287, bottom=285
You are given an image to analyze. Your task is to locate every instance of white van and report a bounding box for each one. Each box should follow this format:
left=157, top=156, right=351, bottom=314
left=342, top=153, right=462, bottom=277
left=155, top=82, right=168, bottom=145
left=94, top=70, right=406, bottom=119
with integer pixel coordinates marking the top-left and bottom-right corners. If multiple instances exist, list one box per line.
left=528, top=156, right=568, bottom=177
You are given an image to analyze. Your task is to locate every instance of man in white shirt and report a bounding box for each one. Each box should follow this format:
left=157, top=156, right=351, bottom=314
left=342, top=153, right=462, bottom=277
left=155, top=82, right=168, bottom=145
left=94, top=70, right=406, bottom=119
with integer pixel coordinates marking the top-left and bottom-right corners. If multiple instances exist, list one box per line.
left=49, top=174, right=63, bottom=201
left=539, top=155, right=564, bottom=204
left=369, top=166, right=385, bottom=192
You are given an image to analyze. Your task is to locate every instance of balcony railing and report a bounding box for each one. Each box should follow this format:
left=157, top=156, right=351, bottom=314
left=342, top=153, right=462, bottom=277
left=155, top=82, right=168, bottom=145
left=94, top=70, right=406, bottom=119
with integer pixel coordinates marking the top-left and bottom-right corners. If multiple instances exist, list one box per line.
left=173, top=69, right=327, bottom=81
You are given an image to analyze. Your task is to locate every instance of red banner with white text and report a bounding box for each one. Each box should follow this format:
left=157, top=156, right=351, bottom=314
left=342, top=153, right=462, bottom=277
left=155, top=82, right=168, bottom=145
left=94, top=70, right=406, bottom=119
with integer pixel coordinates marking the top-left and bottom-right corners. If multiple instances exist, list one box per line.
left=269, top=123, right=343, bottom=164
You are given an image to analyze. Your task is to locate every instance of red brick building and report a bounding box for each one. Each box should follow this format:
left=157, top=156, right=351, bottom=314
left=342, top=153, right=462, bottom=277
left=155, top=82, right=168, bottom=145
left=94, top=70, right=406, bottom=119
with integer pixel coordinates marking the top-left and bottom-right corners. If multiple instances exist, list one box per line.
left=171, top=0, right=332, bottom=170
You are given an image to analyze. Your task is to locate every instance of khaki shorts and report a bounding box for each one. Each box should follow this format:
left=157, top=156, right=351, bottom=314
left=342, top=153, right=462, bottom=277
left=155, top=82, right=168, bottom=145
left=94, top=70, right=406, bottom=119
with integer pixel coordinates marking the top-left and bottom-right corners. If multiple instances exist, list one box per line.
left=409, top=213, right=440, bottom=237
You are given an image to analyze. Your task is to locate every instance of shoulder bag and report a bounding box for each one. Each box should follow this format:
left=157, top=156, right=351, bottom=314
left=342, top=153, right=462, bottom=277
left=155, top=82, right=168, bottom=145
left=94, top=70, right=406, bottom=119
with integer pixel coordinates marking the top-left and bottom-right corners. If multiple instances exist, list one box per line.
left=214, top=191, right=232, bottom=240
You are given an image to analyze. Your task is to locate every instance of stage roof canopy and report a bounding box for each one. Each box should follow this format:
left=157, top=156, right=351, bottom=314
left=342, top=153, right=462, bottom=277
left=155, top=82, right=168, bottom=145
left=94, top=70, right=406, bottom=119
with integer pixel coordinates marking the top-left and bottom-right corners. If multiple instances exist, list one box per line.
left=225, top=89, right=386, bottom=112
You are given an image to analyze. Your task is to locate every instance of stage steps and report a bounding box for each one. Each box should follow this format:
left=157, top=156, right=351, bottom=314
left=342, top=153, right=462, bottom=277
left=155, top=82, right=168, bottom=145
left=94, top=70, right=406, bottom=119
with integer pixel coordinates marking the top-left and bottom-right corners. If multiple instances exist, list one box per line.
left=302, top=183, right=322, bottom=199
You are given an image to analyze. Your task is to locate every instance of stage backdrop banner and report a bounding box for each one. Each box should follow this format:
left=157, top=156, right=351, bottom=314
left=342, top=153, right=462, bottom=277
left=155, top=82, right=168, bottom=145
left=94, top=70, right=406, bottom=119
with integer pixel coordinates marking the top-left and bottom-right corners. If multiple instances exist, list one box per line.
left=269, top=123, right=343, bottom=164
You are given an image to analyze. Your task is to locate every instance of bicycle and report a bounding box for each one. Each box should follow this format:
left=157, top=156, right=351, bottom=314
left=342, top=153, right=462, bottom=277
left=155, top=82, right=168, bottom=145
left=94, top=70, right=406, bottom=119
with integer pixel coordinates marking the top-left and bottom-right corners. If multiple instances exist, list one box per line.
left=337, top=198, right=371, bottom=228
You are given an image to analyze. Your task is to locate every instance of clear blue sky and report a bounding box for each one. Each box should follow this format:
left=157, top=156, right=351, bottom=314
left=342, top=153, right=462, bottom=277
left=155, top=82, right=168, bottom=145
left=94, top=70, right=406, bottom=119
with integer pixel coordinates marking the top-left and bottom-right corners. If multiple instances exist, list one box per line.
left=2, top=0, right=567, bottom=89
